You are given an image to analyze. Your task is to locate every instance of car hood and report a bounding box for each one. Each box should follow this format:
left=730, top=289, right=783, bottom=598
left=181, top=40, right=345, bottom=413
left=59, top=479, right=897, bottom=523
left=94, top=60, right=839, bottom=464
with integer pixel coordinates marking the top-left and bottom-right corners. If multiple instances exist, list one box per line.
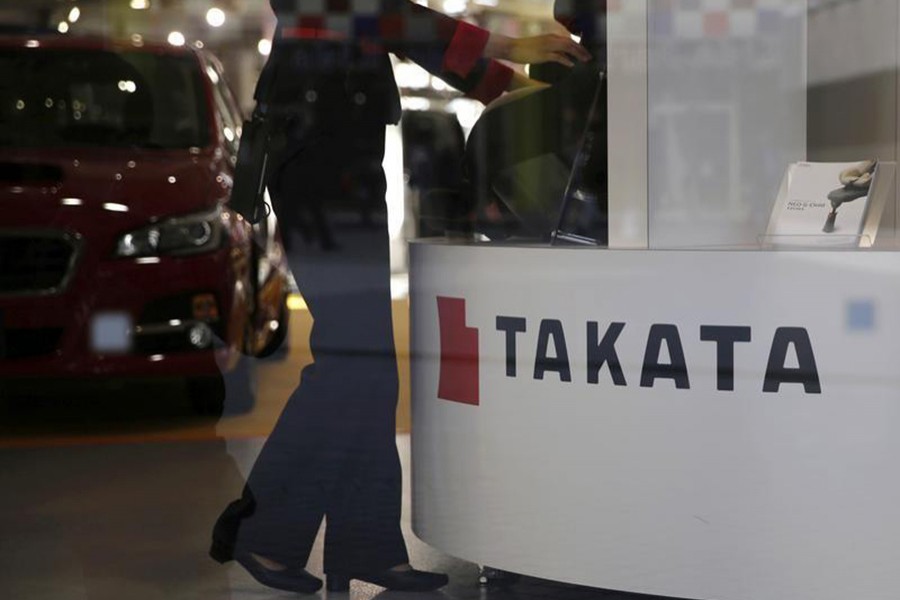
left=0, top=147, right=229, bottom=230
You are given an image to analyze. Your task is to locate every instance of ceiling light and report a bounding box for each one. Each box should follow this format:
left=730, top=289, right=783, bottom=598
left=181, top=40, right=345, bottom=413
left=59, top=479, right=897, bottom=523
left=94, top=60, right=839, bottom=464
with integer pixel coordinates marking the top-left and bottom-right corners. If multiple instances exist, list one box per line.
left=58, top=21, right=69, bottom=33
left=167, top=31, right=185, bottom=47
left=257, top=38, right=272, bottom=56
left=68, top=7, right=81, bottom=22
left=130, top=0, right=150, bottom=9
left=206, top=8, right=226, bottom=28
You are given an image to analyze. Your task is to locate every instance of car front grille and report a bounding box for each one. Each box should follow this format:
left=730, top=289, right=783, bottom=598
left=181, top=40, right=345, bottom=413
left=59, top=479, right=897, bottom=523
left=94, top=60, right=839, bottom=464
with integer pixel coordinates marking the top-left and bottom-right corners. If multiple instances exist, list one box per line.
left=0, top=232, right=79, bottom=296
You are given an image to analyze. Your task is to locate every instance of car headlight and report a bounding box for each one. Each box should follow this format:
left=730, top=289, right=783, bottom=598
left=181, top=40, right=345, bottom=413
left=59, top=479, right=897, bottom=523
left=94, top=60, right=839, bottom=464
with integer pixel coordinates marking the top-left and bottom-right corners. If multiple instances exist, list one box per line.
left=116, top=206, right=225, bottom=258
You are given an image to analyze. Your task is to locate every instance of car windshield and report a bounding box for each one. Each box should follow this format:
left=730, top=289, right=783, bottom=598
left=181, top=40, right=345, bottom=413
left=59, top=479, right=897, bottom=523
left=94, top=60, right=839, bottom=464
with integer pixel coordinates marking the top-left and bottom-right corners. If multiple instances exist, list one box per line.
left=0, top=47, right=210, bottom=149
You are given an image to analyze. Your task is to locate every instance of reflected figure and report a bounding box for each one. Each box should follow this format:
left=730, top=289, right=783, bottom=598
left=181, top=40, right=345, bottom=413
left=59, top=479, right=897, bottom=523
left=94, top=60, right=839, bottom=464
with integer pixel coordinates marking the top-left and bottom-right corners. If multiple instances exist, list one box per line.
left=425, top=0, right=608, bottom=243
left=463, top=60, right=604, bottom=241
left=211, top=0, right=588, bottom=595
left=823, top=159, right=876, bottom=233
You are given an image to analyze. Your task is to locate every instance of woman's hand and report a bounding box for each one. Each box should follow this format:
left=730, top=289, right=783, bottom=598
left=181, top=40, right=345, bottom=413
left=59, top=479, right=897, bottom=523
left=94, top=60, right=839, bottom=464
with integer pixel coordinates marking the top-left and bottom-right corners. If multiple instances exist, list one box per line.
left=486, top=33, right=591, bottom=67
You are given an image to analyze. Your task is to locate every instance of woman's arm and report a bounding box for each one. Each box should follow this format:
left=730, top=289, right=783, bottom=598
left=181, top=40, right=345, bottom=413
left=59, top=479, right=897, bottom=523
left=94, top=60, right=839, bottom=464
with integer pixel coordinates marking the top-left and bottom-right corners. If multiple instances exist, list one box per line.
left=270, top=0, right=590, bottom=104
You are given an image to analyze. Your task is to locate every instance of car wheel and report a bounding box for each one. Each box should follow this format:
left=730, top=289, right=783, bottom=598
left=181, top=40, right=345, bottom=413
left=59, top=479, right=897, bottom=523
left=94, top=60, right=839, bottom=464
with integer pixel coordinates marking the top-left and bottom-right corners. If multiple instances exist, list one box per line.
left=187, top=356, right=256, bottom=416
left=255, top=296, right=290, bottom=359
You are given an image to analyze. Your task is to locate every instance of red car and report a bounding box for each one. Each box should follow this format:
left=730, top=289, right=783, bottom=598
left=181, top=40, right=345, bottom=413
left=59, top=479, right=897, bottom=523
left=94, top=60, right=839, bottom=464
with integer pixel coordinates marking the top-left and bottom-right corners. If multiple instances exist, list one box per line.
left=0, top=36, right=290, bottom=414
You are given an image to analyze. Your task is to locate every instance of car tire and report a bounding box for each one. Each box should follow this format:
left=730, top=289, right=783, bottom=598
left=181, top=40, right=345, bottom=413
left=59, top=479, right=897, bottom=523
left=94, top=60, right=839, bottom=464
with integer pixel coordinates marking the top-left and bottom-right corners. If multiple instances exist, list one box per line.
left=188, top=356, right=256, bottom=416
left=255, top=297, right=290, bottom=360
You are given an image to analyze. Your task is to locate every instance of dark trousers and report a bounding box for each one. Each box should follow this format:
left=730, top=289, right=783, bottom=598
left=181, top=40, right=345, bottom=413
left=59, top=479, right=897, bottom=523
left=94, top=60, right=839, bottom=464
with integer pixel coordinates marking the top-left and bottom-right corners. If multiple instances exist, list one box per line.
left=235, top=121, right=409, bottom=574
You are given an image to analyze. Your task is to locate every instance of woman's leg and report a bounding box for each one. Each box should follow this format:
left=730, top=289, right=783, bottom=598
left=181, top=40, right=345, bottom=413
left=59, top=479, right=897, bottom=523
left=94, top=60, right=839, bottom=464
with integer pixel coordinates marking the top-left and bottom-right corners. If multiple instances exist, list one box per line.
left=236, top=123, right=408, bottom=573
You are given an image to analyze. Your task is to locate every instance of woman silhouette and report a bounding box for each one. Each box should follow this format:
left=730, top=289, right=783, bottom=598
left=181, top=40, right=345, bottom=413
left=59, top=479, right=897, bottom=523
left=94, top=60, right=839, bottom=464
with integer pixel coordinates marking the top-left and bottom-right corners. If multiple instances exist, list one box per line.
left=210, top=0, right=590, bottom=594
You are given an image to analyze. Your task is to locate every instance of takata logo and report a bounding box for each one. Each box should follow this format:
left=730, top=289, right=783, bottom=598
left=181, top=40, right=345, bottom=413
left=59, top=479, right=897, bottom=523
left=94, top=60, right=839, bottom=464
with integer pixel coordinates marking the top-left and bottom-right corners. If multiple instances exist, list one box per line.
left=436, top=297, right=480, bottom=405
left=436, top=295, right=823, bottom=404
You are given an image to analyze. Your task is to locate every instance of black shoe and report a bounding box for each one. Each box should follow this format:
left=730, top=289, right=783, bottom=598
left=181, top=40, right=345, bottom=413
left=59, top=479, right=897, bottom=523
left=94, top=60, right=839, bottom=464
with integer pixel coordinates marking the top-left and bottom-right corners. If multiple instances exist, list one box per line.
left=326, top=568, right=449, bottom=593
left=210, top=494, right=255, bottom=564
left=212, top=539, right=322, bottom=594
left=235, top=552, right=322, bottom=594
left=210, top=495, right=321, bottom=594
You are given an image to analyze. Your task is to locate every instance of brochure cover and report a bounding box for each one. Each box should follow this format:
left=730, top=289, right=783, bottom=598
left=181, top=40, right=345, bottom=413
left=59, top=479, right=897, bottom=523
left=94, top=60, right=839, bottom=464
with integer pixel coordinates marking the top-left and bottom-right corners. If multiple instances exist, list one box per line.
left=766, top=161, right=879, bottom=246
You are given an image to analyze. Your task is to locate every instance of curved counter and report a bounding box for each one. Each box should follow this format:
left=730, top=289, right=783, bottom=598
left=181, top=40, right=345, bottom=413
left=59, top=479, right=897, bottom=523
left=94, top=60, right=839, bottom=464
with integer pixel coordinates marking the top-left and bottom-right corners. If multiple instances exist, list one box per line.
left=409, top=241, right=900, bottom=600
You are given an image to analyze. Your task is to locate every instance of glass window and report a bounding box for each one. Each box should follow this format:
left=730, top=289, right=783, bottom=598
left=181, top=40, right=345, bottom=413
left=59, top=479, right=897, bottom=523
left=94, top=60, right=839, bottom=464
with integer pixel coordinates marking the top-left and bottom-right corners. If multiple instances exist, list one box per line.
left=0, top=48, right=210, bottom=149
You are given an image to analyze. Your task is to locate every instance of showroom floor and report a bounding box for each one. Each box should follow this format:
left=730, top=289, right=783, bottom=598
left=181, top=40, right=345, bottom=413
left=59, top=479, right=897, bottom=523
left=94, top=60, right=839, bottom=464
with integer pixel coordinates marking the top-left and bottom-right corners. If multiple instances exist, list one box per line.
left=0, top=435, right=678, bottom=600
left=0, top=299, right=678, bottom=600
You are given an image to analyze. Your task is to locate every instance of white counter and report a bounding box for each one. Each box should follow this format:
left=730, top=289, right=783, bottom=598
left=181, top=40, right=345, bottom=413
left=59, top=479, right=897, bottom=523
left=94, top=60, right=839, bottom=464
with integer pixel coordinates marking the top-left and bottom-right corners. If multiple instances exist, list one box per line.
left=410, top=241, right=900, bottom=600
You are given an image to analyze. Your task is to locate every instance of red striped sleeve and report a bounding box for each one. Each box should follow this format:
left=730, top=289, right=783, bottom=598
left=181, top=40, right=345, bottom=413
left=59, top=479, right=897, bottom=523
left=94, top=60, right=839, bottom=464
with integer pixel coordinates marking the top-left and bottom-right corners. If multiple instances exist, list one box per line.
left=442, top=21, right=490, bottom=78
left=467, top=61, right=514, bottom=104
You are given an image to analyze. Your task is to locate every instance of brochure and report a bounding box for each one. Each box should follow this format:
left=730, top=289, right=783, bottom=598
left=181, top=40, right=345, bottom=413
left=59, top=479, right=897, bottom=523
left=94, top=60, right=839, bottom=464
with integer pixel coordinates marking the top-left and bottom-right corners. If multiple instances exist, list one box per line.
left=765, top=160, right=882, bottom=247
